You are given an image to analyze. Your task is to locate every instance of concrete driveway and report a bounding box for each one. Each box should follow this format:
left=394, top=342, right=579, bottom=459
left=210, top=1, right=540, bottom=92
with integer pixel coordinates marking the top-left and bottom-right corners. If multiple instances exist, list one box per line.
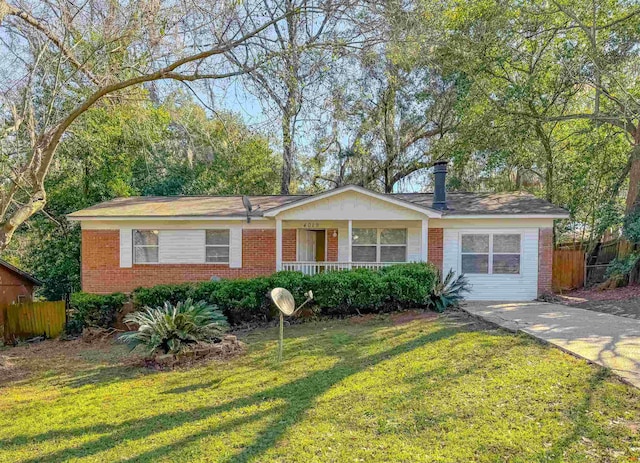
left=463, top=301, right=640, bottom=388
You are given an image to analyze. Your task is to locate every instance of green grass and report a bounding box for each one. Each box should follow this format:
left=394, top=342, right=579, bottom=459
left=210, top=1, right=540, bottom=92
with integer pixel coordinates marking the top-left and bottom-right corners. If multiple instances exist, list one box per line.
left=1, top=313, right=639, bottom=462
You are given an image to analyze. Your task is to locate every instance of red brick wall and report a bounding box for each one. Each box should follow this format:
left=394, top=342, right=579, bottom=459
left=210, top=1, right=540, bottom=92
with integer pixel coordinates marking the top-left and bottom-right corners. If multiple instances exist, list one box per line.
left=327, top=229, right=338, bottom=261
left=538, top=227, right=553, bottom=295
left=283, top=229, right=297, bottom=261
left=82, top=229, right=277, bottom=294
left=428, top=228, right=443, bottom=272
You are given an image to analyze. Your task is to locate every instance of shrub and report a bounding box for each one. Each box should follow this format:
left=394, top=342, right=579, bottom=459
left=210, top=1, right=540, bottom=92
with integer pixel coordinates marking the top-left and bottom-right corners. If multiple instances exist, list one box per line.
left=67, top=292, right=128, bottom=334
left=128, top=263, right=440, bottom=324
left=131, top=282, right=196, bottom=309
left=118, top=298, right=228, bottom=355
left=380, top=263, right=438, bottom=306
left=309, top=269, right=387, bottom=315
left=429, top=270, right=470, bottom=313
left=605, top=253, right=640, bottom=280
left=209, top=278, right=272, bottom=324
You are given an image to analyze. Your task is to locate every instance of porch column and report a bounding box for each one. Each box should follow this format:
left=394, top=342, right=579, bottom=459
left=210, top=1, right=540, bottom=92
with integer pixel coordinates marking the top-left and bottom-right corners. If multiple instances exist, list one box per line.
left=421, top=219, right=428, bottom=262
left=276, top=218, right=283, bottom=271
left=347, top=219, right=352, bottom=268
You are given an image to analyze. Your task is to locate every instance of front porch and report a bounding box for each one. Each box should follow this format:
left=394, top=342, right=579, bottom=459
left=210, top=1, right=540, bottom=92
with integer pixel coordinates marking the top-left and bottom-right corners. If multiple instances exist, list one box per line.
left=264, top=185, right=442, bottom=275
left=275, top=219, right=430, bottom=275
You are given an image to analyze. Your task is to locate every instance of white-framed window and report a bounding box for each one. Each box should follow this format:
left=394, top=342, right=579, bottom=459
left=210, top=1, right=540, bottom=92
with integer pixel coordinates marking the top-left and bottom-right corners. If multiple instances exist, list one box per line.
left=352, top=228, right=407, bottom=263
left=206, top=229, right=230, bottom=263
left=460, top=233, right=521, bottom=274
left=133, top=230, right=159, bottom=264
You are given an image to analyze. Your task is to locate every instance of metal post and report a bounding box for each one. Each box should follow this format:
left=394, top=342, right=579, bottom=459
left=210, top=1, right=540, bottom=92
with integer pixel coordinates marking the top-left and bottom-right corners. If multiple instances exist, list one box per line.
left=278, top=312, right=284, bottom=362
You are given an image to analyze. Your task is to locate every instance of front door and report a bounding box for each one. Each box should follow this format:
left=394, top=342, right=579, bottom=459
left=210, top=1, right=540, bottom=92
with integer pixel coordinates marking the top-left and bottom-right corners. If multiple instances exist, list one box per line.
left=315, top=230, right=326, bottom=262
left=297, top=230, right=317, bottom=262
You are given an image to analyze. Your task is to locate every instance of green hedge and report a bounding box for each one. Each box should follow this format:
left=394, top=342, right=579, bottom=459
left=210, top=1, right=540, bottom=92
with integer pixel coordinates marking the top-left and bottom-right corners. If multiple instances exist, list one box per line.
left=67, top=292, right=128, bottom=334
left=131, top=263, right=438, bottom=324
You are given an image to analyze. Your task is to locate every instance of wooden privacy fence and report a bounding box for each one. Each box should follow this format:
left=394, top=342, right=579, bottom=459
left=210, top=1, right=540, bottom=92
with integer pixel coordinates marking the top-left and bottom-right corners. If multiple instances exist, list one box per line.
left=553, top=249, right=585, bottom=292
left=2, top=301, right=65, bottom=342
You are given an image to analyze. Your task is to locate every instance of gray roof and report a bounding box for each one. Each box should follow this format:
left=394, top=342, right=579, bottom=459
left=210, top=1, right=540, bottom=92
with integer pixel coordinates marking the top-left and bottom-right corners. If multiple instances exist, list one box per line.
left=67, top=189, right=568, bottom=219
left=394, top=192, right=569, bottom=216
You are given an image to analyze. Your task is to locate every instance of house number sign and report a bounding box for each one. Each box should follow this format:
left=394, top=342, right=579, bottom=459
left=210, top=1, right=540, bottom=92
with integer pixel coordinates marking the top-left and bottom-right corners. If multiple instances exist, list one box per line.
left=302, top=222, right=320, bottom=229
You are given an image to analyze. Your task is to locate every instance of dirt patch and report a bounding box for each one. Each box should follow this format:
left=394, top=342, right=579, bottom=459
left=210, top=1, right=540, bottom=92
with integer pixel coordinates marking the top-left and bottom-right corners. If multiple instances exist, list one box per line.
left=141, top=335, right=246, bottom=370
left=558, top=285, right=640, bottom=320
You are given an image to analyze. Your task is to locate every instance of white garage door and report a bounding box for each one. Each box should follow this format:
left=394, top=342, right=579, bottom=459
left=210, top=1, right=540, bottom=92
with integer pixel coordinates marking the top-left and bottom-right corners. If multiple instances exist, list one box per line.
left=442, top=228, right=539, bottom=301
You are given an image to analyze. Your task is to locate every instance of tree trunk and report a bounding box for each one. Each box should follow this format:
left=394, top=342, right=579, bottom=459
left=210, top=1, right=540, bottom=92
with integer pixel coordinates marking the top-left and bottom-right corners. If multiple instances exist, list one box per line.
left=625, top=133, right=640, bottom=213
left=534, top=121, right=554, bottom=202
left=281, top=111, right=293, bottom=195
left=0, top=190, right=47, bottom=250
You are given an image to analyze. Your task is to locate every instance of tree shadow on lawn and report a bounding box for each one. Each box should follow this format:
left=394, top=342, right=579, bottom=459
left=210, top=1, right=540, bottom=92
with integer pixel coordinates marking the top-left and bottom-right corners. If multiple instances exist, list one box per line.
left=534, top=368, right=611, bottom=462
left=4, top=327, right=459, bottom=463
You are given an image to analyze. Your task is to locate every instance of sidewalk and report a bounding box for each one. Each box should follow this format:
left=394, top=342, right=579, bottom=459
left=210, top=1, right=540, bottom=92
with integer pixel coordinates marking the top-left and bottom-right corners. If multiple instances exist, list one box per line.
left=463, top=301, right=640, bottom=388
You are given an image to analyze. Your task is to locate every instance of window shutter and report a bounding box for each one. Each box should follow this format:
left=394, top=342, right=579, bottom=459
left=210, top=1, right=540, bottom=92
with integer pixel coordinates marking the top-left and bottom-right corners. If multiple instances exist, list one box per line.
left=120, top=228, right=133, bottom=268
left=229, top=225, right=243, bottom=268
left=407, top=227, right=422, bottom=262
left=337, top=227, right=348, bottom=261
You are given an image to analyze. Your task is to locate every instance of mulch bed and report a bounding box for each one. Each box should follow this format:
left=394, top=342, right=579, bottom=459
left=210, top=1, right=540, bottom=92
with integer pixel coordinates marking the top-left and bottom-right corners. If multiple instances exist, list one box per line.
left=557, top=284, right=640, bottom=320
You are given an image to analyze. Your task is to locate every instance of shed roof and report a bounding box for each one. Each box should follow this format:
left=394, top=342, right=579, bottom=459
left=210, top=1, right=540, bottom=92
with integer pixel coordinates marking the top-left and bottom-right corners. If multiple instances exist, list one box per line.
left=0, top=259, right=42, bottom=286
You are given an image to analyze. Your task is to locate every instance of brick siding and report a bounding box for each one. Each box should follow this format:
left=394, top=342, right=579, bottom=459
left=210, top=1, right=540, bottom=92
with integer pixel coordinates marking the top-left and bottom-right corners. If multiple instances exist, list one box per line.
left=82, top=229, right=277, bottom=294
left=327, top=229, right=338, bottom=261
left=538, top=227, right=553, bottom=296
left=427, top=228, right=443, bottom=272
left=283, top=229, right=297, bottom=261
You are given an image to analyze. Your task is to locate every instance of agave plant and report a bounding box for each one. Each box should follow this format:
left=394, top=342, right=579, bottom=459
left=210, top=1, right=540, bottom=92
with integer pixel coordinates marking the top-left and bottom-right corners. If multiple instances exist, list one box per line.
left=118, top=298, right=228, bottom=355
left=429, top=270, right=470, bottom=313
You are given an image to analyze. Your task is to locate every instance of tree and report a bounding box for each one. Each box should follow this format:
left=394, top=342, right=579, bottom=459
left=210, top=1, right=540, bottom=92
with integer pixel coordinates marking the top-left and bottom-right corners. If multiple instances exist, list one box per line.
left=5, top=94, right=279, bottom=298
left=225, top=0, right=355, bottom=194
left=0, top=0, right=293, bottom=249
left=545, top=0, right=640, bottom=213
left=430, top=0, right=636, bottom=246
left=311, top=0, right=460, bottom=193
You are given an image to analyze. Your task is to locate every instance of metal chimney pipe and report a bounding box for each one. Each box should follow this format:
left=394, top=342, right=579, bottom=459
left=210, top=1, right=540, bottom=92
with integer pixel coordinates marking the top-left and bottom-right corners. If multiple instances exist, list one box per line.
left=432, top=160, right=448, bottom=210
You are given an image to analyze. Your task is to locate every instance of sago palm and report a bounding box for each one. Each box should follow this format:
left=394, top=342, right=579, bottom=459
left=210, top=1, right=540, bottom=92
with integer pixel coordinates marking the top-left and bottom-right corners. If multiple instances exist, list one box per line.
left=118, top=298, right=228, bottom=355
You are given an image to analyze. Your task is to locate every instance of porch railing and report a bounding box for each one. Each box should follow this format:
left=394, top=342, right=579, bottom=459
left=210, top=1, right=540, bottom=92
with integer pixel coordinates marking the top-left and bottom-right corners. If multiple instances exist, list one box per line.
left=281, top=261, right=393, bottom=275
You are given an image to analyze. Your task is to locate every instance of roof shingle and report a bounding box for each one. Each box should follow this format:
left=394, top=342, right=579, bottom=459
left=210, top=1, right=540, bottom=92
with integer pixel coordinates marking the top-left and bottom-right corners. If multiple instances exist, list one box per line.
left=67, top=190, right=567, bottom=218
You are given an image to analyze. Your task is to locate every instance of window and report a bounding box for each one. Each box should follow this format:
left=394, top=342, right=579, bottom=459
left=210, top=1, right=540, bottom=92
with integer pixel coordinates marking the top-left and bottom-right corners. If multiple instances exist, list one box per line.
left=133, top=230, right=159, bottom=263
left=206, top=229, right=230, bottom=263
left=352, top=228, right=407, bottom=262
left=460, top=233, right=521, bottom=274
left=492, top=234, right=521, bottom=274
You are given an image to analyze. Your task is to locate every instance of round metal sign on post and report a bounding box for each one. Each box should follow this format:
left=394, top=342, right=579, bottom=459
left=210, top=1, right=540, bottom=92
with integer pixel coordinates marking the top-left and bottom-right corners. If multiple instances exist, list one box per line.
left=269, top=288, right=313, bottom=362
left=270, top=288, right=296, bottom=316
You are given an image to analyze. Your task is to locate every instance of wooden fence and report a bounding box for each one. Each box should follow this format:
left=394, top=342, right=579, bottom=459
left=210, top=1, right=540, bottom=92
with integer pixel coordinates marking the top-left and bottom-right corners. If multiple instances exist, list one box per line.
left=553, top=249, right=585, bottom=292
left=2, top=301, right=65, bottom=342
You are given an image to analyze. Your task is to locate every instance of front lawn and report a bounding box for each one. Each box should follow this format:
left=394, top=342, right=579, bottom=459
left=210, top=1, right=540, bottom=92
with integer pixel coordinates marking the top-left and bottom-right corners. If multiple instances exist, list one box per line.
left=1, top=312, right=638, bottom=462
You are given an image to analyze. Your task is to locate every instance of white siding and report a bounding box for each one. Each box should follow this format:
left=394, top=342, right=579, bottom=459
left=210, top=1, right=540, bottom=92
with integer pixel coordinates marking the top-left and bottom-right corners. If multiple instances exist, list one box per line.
left=443, top=228, right=539, bottom=301
left=277, top=190, right=427, bottom=221
left=338, top=227, right=349, bottom=261
left=119, top=228, right=132, bottom=268
left=229, top=225, right=243, bottom=268
left=407, top=227, right=422, bottom=261
left=159, top=230, right=205, bottom=264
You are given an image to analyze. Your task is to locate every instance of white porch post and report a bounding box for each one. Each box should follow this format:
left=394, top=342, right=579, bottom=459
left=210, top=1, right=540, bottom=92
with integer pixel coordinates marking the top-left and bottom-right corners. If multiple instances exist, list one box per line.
left=347, top=219, right=353, bottom=269
left=276, top=218, right=283, bottom=271
left=421, top=219, right=428, bottom=262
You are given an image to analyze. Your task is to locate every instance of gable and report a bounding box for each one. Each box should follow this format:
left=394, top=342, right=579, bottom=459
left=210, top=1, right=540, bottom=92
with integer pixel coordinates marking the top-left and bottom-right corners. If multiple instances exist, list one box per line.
left=273, top=189, right=434, bottom=221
